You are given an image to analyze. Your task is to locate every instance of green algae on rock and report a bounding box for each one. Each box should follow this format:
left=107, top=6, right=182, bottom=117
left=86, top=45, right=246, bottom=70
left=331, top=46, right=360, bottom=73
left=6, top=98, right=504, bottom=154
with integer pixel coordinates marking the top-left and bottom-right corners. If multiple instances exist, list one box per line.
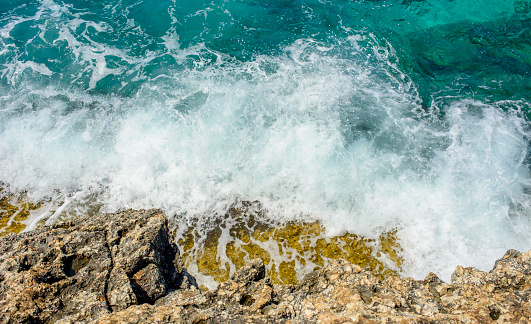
left=175, top=203, right=403, bottom=287
left=1, top=191, right=403, bottom=288
left=0, top=188, right=44, bottom=236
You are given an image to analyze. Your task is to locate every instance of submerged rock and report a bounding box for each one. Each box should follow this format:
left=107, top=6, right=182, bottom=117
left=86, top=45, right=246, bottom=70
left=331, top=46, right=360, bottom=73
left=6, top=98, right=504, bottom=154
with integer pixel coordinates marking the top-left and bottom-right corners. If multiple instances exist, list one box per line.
left=1, top=209, right=530, bottom=323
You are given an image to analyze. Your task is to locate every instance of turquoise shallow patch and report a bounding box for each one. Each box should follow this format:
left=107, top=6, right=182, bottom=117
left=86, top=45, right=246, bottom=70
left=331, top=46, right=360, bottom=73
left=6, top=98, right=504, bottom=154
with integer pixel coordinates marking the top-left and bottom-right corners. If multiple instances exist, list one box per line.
left=1, top=0, right=529, bottom=103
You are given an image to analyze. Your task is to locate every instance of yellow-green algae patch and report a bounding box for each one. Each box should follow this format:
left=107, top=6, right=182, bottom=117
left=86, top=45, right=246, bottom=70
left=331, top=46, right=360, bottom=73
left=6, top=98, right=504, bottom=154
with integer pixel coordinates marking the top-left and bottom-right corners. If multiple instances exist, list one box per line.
left=0, top=188, right=44, bottom=236
left=0, top=187, right=96, bottom=236
left=1, top=189, right=404, bottom=288
left=175, top=203, right=404, bottom=287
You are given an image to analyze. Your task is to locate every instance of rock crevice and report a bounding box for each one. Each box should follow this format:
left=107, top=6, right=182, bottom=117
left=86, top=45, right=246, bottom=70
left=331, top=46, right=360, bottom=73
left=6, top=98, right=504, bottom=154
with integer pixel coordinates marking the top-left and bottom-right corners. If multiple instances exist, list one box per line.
left=103, top=233, right=114, bottom=312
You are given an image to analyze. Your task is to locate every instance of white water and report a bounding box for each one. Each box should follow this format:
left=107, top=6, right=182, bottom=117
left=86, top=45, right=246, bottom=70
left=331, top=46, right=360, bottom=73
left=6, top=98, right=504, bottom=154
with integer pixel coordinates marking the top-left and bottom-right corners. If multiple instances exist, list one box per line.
left=1, top=34, right=530, bottom=282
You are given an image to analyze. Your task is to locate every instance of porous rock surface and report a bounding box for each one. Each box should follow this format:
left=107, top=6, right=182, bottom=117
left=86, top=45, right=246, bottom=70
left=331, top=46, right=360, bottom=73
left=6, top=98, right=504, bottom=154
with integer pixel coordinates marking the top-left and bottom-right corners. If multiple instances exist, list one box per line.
left=0, top=209, right=194, bottom=323
left=1, top=210, right=530, bottom=323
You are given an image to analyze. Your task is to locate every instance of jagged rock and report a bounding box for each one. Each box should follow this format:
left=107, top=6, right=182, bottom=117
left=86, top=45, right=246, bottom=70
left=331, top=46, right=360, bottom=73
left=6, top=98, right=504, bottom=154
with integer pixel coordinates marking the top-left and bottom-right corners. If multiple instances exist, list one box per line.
left=95, top=252, right=531, bottom=323
left=1, top=210, right=531, bottom=323
left=229, top=259, right=266, bottom=283
left=208, top=258, right=272, bottom=313
left=0, top=209, right=191, bottom=323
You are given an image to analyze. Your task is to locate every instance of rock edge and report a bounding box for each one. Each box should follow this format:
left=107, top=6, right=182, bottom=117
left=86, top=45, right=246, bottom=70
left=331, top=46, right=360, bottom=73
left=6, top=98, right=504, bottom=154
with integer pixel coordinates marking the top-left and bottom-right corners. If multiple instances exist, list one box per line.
left=1, top=209, right=530, bottom=323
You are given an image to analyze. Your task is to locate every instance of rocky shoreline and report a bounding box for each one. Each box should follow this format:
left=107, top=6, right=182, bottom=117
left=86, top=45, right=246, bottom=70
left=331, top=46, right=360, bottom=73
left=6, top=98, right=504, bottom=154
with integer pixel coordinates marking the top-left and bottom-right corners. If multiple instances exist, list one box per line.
left=0, top=209, right=530, bottom=323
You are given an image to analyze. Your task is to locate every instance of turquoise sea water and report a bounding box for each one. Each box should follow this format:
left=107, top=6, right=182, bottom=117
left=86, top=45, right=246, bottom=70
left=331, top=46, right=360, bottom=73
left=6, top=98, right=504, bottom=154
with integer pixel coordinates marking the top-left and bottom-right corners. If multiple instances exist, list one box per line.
left=1, top=0, right=531, bottom=281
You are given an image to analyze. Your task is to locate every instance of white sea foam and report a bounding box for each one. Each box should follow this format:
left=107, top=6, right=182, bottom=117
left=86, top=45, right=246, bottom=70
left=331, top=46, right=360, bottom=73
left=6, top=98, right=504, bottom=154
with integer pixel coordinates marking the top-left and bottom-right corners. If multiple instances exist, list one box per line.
left=0, top=19, right=530, bottom=283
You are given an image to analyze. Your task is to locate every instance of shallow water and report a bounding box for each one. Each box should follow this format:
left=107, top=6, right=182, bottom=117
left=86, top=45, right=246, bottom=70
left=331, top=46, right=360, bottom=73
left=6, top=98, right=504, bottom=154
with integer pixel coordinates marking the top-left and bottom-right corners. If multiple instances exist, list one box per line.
left=1, top=0, right=530, bottom=286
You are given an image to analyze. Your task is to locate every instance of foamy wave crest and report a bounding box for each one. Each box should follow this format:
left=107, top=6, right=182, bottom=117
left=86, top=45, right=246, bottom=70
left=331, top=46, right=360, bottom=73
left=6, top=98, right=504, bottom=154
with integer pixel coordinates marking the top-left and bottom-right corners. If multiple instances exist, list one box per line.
left=1, top=29, right=530, bottom=281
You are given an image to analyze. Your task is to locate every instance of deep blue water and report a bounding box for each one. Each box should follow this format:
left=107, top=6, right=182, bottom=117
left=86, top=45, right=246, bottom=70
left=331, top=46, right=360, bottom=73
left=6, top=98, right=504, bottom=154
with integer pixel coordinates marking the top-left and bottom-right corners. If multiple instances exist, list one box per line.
left=1, top=0, right=531, bottom=280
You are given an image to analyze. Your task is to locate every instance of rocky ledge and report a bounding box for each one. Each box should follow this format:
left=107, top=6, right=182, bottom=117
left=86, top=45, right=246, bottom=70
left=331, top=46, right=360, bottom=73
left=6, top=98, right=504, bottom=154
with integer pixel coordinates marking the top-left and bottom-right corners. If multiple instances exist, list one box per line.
left=1, top=210, right=530, bottom=323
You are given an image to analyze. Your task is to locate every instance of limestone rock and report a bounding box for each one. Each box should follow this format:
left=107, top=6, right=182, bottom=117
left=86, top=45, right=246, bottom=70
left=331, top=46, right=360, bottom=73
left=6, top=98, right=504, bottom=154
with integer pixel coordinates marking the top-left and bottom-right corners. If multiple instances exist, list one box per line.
left=2, top=209, right=531, bottom=323
left=96, top=251, right=531, bottom=323
left=0, top=209, right=190, bottom=323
